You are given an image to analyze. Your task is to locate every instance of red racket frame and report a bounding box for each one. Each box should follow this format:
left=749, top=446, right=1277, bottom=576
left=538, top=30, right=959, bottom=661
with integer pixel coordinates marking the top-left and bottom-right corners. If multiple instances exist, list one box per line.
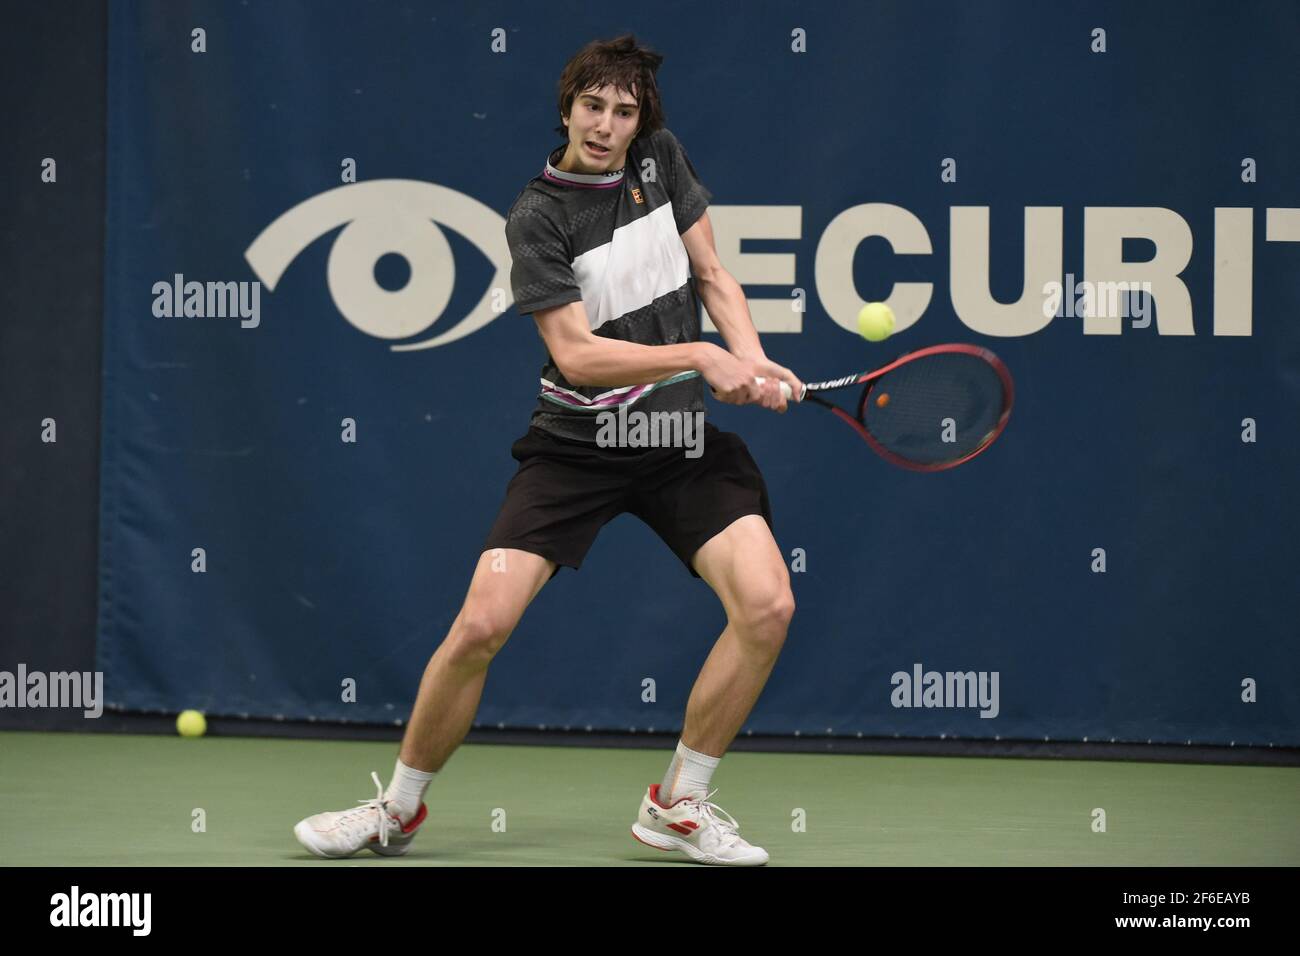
left=803, top=343, right=1015, bottom=472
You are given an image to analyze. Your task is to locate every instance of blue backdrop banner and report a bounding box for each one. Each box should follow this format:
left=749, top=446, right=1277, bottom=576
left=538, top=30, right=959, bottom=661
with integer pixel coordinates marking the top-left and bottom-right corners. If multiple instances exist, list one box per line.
left=99, top=0, right=1300, bottom=745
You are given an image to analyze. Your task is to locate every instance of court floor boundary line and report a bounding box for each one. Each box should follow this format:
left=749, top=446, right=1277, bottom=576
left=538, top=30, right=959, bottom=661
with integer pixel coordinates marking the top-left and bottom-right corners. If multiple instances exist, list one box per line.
left=3, top=711, right=1297, bottom=767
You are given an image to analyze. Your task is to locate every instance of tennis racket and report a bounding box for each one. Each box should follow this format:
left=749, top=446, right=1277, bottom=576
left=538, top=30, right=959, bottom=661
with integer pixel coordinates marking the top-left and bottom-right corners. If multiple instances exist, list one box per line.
left=757, top=343, right=1014, bottom=472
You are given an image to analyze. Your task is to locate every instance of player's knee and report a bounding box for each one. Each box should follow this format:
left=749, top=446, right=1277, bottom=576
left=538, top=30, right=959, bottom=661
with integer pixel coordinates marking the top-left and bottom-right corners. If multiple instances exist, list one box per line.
left=734, top=587, right=795, bottom=648
left=448, top=608, right=513, bottom=666
left=765, top=589, right=796, bottom=637
left=774, top=589, right=796, bottom=627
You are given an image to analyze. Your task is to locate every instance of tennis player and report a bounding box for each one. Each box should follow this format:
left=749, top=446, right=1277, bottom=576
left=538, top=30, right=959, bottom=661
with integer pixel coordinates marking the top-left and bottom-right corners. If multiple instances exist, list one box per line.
left=294, top=34, right=802, bottom=866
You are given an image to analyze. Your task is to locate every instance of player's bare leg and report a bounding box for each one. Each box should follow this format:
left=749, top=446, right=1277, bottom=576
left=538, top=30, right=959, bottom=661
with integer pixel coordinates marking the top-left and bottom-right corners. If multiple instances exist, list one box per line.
left=293, top=546, right=554, bottom=858
left=630, top=514, right=791, bottom=865
left=399, top=547, right=556, bottom=772
left=683, top=514, right=794, bottom=757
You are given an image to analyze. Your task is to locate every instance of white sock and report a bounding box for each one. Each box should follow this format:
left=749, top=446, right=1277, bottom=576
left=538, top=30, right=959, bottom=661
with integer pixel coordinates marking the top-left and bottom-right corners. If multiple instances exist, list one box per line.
left=385, top=758, right=435, bottom=824
left=659, top=740, right=720, bottom=806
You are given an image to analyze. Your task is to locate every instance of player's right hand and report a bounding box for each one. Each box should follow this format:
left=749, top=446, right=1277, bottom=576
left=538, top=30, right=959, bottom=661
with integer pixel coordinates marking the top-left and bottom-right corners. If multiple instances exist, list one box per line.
left=703, top=347, right=761, bottom=406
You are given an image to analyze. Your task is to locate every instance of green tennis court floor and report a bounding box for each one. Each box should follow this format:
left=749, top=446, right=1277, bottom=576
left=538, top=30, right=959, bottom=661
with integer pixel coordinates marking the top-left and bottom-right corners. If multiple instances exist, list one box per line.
left=3, top=731, right=1296, bottom=866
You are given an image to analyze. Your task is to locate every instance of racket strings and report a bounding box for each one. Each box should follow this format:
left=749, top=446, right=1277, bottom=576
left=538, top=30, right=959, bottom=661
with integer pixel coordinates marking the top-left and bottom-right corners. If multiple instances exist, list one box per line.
left=861, top=353, right=1004, bottom=464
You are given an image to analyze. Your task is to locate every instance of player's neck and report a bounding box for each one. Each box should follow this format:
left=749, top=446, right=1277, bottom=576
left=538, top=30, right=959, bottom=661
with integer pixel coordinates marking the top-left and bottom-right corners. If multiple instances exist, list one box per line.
left=554, top=144, right=624, bottom=176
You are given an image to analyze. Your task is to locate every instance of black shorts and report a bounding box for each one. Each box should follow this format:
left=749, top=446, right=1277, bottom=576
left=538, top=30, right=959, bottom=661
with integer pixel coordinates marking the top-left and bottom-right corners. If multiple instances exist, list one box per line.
left=481, top=420, right=773, bottom=580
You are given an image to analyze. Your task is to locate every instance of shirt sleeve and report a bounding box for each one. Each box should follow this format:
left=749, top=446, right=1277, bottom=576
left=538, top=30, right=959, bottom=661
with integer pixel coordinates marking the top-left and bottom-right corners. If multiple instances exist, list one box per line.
left=657, top=128, right=713, bottom=235
left=505, top=194, right=584, bottom=316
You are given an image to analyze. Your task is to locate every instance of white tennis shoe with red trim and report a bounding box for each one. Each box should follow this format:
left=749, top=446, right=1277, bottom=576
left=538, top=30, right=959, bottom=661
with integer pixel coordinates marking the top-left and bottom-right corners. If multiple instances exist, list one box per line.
left=631, top=784, right=769, bottom=865
left=293, top=772, right=427, bottom=859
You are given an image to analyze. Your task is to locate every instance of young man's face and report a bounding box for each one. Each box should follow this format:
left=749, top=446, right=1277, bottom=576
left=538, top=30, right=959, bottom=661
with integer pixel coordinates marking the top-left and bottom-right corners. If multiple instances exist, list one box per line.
left=558, top=84, right=641, bottom=174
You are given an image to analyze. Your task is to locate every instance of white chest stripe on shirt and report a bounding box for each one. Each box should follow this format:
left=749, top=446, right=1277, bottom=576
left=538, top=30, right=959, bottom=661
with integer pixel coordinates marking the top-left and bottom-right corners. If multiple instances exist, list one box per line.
left=571, top=203, right=691, bottom=334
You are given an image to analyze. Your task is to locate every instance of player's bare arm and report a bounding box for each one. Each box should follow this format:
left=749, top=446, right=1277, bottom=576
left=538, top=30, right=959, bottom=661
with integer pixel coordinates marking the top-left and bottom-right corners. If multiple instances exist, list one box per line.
left=533, top=300, right=710, bottom=386
left=681, top=212, right=802, bottom=411
left=534, top=299, right=799, bottom=412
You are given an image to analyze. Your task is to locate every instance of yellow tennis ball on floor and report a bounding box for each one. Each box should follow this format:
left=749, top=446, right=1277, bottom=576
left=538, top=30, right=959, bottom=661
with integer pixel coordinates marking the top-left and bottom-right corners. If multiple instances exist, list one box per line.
left=177, top=710, right=207, bottom=737
left=857, top=302, right=896, bottom=342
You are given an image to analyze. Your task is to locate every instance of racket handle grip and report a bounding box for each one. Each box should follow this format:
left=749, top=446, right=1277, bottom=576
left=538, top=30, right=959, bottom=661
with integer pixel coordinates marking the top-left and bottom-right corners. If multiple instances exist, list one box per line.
left=754, top=376, right=795, bottom=400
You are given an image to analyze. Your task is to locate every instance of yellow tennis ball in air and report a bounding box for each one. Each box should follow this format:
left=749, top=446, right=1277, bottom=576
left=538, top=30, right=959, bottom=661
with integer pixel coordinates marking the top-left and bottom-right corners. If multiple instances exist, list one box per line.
left=177, top=709, right=207, bottom=738
left=857, top=302, right=896, bottom=342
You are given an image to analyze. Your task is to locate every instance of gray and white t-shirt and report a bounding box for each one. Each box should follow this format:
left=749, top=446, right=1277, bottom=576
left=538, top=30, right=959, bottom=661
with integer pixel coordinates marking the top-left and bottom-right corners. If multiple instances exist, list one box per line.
left=505, top=128, right=713, bottom=444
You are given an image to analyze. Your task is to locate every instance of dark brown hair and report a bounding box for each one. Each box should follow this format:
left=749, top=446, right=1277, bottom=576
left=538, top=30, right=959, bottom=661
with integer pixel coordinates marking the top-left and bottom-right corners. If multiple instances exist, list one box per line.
left=553, top=34, right=666, bottom=143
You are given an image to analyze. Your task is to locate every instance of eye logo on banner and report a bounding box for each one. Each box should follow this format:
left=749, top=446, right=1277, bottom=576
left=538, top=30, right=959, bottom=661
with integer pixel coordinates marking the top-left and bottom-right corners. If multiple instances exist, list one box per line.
left=244, top=180, right=510, bottom=351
